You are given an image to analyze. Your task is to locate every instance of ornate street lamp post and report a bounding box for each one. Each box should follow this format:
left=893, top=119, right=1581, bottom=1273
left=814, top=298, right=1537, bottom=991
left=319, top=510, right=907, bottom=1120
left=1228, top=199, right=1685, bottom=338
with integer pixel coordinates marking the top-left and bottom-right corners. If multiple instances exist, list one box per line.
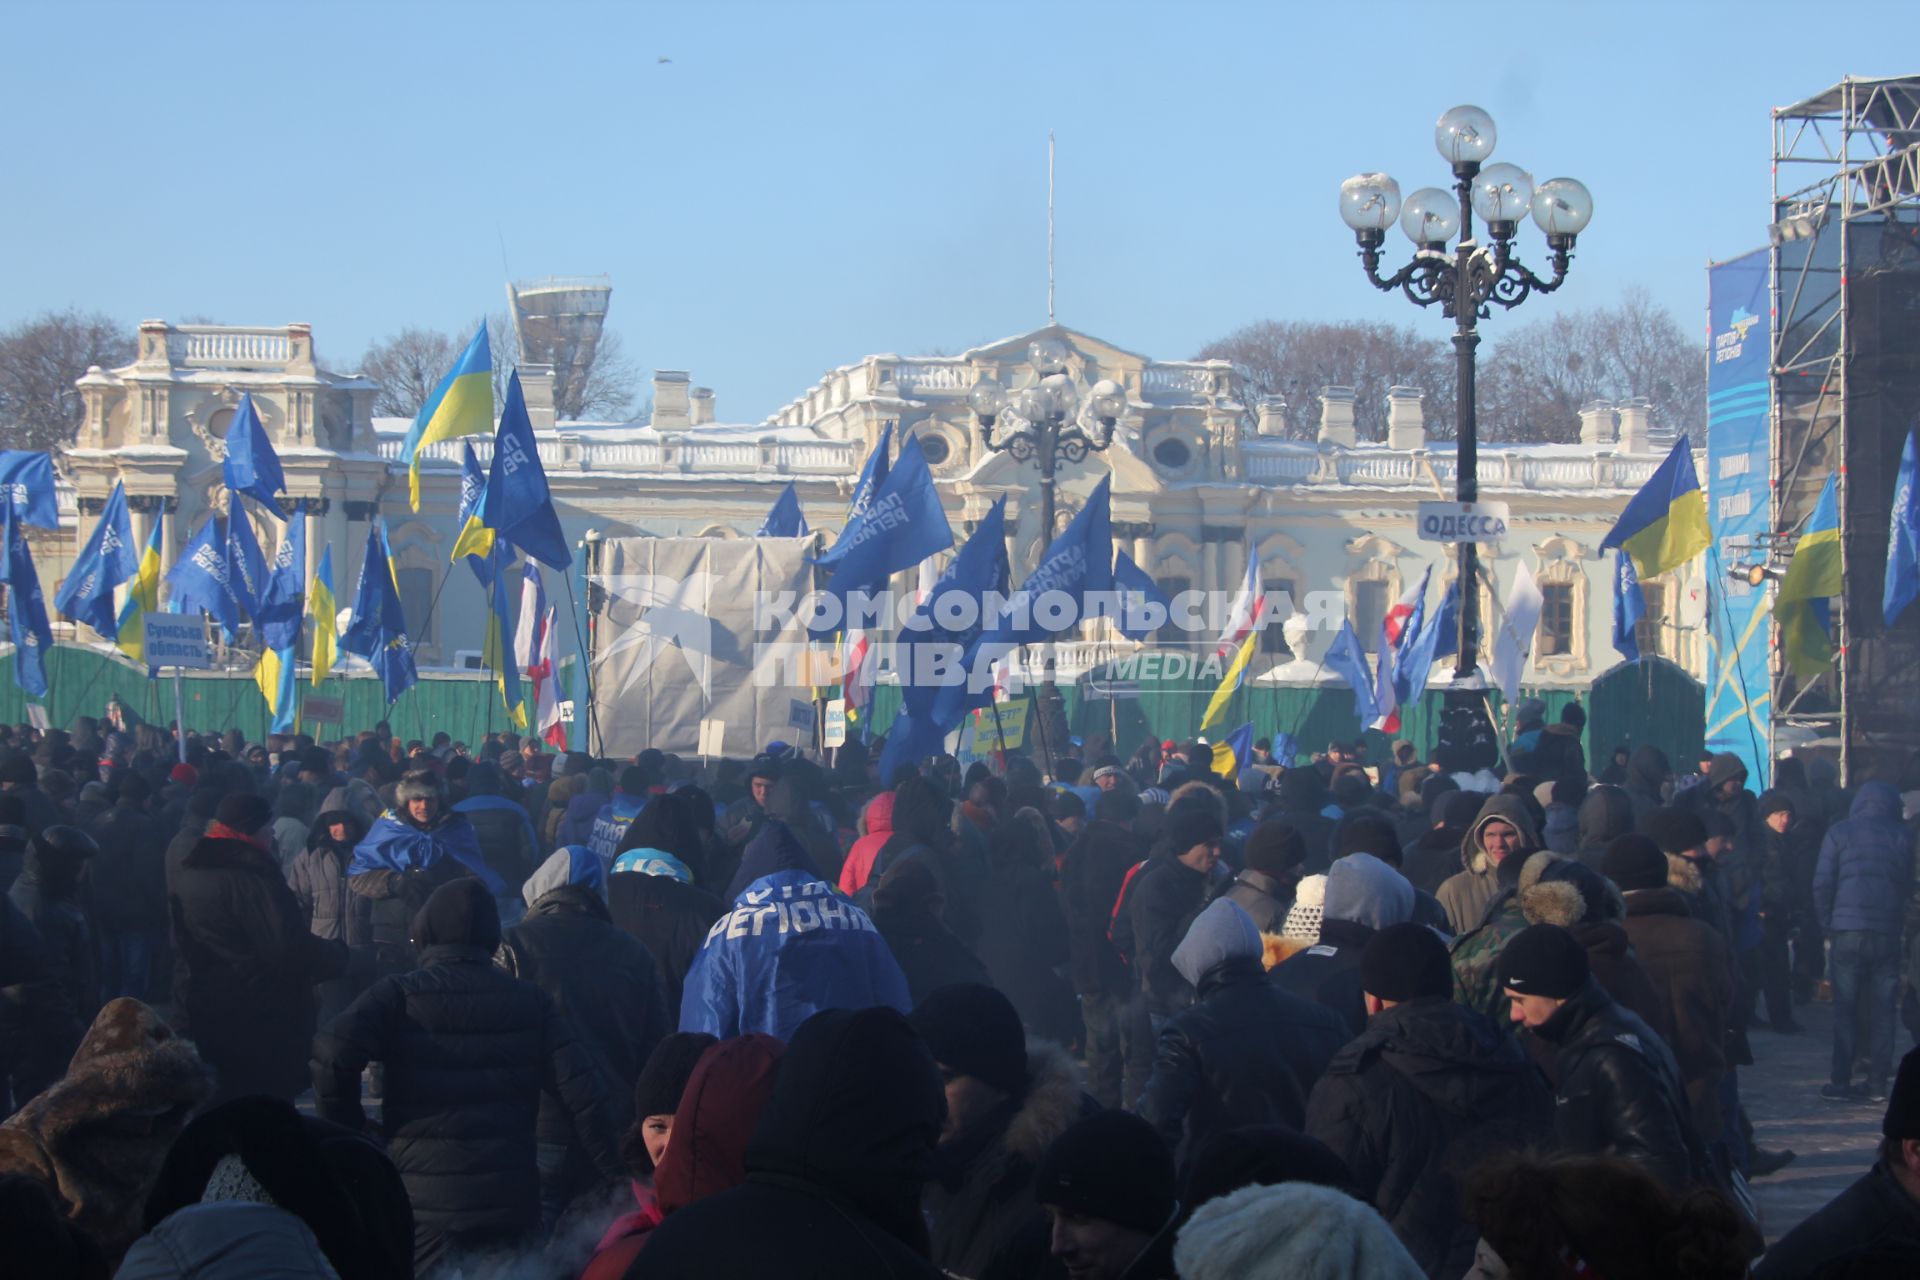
left=1340, top=105, right=1593, bottom=678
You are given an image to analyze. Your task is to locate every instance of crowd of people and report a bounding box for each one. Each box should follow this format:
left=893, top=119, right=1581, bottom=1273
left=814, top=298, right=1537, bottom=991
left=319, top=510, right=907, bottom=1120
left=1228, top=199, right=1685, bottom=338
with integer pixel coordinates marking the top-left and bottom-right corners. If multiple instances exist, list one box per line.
left=1, top=698, right=1918, bottom=1278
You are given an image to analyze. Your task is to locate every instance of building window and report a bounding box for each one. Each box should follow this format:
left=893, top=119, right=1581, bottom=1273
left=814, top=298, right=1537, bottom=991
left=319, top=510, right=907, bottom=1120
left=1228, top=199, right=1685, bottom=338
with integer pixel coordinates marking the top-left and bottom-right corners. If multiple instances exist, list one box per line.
left=1152, top=438, right=1191, bottom=471
left=397, top=567, right=435, bottom=644
left=1636, top=581, right=1666, bottom=658
left=1538, top=581, right=1575, bottom=657
left=917, top=433, right=951, bottom=467
left=1158, top=575, right=1191, bottom=644
left=1261, top=578, right=1296, bottom=655
left=1351, top=579, right=1389, bottom=651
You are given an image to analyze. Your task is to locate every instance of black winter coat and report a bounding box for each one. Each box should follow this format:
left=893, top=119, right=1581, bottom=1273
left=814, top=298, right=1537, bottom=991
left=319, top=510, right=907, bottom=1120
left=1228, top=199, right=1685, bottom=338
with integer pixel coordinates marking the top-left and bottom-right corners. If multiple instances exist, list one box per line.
left=604, top=871, right=725, bottom=1027
left=1269, top=917, right=1374, bottom=1039
left=1753, top=1161, right=1920, bottom=1279
left=86, top=801, right=168, bottom=937
left=1135, top=955, right=1346, bottom=1160
left=1530, top=979, right=1699, bottom=1191
left=169, top=833, right=348, bottom=1100
left=1059, top=818, right=1147, bottom=998
left=975, top=860, right=1076, bottom=1044
left=873, top=901, right=991, bottom=1005
left=1113, top=853, right=1212, bottom=1016
left=1306, top=998, right=1554, bottom=1277
left=500, top=885, right=669, bottom=1147
left=7, top=841, right=97, bottom=1022
left=312, top=942, right=624, bottom=1235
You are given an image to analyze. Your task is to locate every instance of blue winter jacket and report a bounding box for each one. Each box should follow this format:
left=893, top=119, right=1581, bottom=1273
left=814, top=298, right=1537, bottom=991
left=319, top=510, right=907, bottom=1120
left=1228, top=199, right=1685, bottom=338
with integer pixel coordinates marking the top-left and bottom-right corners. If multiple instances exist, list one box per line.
left=1813, top=782, right=1916, bottom=937
left=677, top=864, right=911, bottom=1043
left=588, top=792, right=649, bottom=863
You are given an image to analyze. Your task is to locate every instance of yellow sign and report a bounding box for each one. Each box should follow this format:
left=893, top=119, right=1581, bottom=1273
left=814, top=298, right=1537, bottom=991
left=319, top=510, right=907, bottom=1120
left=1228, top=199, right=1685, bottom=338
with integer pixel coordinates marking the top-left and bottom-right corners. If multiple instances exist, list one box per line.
left=971, top=698, right=1030, bottom=751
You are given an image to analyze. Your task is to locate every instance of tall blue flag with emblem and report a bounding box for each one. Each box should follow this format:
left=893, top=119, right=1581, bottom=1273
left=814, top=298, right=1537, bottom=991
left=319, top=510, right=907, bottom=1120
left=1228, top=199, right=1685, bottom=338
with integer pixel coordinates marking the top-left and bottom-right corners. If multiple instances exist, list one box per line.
left=1612, top=550, right=1645, bottom=663
left=815, top=423, right=893, bottom=567
left=223, top=493, right=267, bottom=632
left=757, top=482, right=808, bottom=538
left=0, top=499, right=54, bottom=698
left=452, top=372, right=570, bottom=572
left=1324, top=618, right=1377, bottom=732
left=257, top=502, right=306, bottom=652
left=342, top=519, right=417, bottom=704
left=1885, top=429, right=1920, bottom=627
left=1111, top=548, right=1174, bottom=641
left=55, top=480, right=139, bottom=636
left=456, top=440, right=492, bottom=588
left=166, top=516, right=243, bottom=637
left=0, top=453, right=60, bottom=530
left=1398, top=578, right=1454, bottom=710
left=221, top=394, right=286, bottom=512
left=809, top=432, right=952, bottom=638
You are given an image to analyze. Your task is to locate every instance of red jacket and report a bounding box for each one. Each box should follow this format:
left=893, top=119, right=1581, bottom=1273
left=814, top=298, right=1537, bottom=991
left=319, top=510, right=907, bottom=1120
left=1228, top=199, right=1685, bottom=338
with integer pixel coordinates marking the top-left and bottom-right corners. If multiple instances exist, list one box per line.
left=837, top=792, right=897, bottom=896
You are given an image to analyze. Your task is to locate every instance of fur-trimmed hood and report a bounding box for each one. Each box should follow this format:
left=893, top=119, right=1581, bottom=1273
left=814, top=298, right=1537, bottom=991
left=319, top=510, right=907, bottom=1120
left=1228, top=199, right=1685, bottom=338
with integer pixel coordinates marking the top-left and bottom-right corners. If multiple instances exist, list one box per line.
left=1665, top=851, right=1705, bottom=895
left=0, top=998, right=213, bottom=1267
left=1517, top=851, right=1626, bottom=927
left=1004, top=1043, right=1089, bottom=1164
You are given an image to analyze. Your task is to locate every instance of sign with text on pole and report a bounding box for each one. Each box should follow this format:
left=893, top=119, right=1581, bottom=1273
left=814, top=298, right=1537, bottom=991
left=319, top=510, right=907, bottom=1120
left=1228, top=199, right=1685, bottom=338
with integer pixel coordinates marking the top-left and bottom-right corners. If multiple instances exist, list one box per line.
left=822, top=698, right=848, bottom=747
left=143, top=615, right=213, bottom=669
left=1416, top=500, right=1511, bottom=544
left=302, top=695, right=344, bottom=725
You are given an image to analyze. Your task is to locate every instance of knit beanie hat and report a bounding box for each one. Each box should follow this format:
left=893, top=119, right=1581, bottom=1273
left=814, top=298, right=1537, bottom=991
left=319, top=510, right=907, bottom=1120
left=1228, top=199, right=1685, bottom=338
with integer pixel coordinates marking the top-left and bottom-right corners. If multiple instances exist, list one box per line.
left=1165, top=804, right=1225, bottom=855
left=1602, top=833, right=1670, bottom=891
left=633, top=1032, right=721, bottom=1119
left=1281, top=874, right=1327, bottom=942
left=1172, top=898, right=1262, bottom=988
left=214, top=792, right=274, bottom=837
left=1360, top=921, right=1452, bottom=1002
left=908, top=983, right=1027, bottom=1095
left=1332, top=814, right=1403, bottom=866
left=1757, top=789, right=1796, bottom=821
left=1173, top=1182, right=1424, bottom=1280
left=1243, top=821, right=1306, bottom=877
left=411, top=878, right=501, bottom=952
left=1497, top=924, right=1590, bottom=1000
left=1323, top=853, right=1414, bottom=930
left=1643, top=806, right=1707, bottom=856
left=1885, top=1046, right=1920, bottom=1139
left=1035, top=1110, right=1176, bottom=1235
left=0, top=753, right=36, bottom=785
left=1181, top=1125, right=1356, bottom=1216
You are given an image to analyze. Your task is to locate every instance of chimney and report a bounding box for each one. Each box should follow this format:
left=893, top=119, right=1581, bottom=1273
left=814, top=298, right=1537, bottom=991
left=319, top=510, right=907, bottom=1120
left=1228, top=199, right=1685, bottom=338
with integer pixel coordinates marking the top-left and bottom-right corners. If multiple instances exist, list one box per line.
left=1256, top=395, right=1289, bottom=437
left=652, top=370, right=691, bottom=430
left=1578, top=399, right=1616, bottom=446
left=517, top=363, right=557, bottom=428
left=689, top=386, right=715, bottom=426
left=1386, top=385, right=1425, bottom=451
left=1317, top=386, right=1357, bottom=448
left=1616, top=397, right=1651, bottom=453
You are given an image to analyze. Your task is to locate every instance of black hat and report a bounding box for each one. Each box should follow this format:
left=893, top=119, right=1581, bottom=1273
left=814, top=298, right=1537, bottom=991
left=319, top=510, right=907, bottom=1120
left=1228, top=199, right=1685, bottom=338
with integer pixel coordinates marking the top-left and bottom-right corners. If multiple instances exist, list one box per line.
left=1603, top=834, right=1669, bottom=892
left=1036, top=1110, right=1176, bottom=1234
left=214, top=792, right=274, bottom=837
left=1757, top=790, right=1796, bottom=820
left=1360, top=921, right=1453, bottom=1003
left=909, top=983, right=1027, bottom=1095
left=1243, top=822, right=1306, bottom=877
left=1182, top=1124, right=1356, bottom=1214
left=410, top=878, right=501, bottom=953
left=1642, top=806, right=1707, bottom=856
left=633, top=1032, right=721, bottom=1120
left=0, top=753, right=36, bottom=785
left=1497, top=924, right=1590, bottom=1000
left=1885, top=1046, right=1920, bottom=1140
left=1165, top=805, right=1225, bottom=855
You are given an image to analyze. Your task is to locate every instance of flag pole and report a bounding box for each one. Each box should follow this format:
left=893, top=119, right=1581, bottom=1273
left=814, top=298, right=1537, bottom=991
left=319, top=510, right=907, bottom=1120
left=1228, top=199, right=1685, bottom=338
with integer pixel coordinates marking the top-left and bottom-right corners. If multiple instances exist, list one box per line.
left=172, top=667, right=187, bottom=763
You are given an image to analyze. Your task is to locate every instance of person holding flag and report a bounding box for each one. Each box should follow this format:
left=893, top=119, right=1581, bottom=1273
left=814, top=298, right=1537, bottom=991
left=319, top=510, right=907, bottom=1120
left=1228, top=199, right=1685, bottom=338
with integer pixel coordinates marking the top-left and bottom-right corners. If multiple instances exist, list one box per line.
left=253, top=502, right=306, bottom=734
left=55, top=479, right=139, bottom=641
left=400, top=322, right=494, bottom=511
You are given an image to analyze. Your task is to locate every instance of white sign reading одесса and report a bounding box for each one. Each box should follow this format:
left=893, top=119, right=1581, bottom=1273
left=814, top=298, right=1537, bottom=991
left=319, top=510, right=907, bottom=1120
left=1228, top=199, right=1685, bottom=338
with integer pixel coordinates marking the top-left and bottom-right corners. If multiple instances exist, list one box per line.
left=143, top=616, right=213, bottom=670
left=1416, top=500, right=1512, bottom=544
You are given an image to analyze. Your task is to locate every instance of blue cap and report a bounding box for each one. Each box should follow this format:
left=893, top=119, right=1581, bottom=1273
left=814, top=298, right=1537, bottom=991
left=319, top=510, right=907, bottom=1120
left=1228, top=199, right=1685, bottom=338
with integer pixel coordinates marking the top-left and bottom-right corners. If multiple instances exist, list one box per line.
left=612, top=847, right=693, bottom=883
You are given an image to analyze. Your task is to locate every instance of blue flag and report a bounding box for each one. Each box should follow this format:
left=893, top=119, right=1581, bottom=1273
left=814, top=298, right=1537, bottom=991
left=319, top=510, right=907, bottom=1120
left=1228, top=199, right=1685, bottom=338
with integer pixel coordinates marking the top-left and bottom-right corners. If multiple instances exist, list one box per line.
left=221, top=393, right=286, bottom=512
left=815, top=424, right=893, bottom=567
left=166, top=516, right=244, bottom=637
left=0, top=499, right=54, bottom=698
left=809, top=432, right=953, bottom=638
left=758, top=482, right=809, bottom=538
left=1612, top=550, right=1645, bottom=663
left=55, top=480, right=139, bottom=636
left=458, top=440, right=493, bottom=589
left=0, top=452, right=60, bottom=530
left=1885, top=429, right=1920, bottom=627
left=223, top=493, right=267, bottom=630
left=481, top=372, right=571, bottom=571
left=1398, top=578, right=1455, bottom=709
left=343, top=520, right=409, bottom=656
left=1324, top=619, right=1377, bottom=731
left=1431, top=576, right=1460, bottom=661
left=1112, top=548, right=1173, bottom=640
left=257, top=501, right=307, bottom=652
left=1390, top=578, right=1430, bottom=705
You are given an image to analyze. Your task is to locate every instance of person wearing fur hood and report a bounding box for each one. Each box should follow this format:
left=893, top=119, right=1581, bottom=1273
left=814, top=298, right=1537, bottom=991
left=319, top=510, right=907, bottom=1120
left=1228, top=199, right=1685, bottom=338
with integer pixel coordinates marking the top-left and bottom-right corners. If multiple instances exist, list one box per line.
left=1436, top=796, right=1541, bottom=937
left=908, top=983, right=1097, bottom=1280
left=0, top=997, right=213, bottom=1270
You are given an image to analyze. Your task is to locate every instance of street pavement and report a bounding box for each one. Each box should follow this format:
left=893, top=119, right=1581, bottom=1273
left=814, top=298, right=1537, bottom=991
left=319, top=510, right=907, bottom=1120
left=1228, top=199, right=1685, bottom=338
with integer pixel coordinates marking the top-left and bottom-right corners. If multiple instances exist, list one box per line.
left=1744, top=995, right=1902, bottom=1243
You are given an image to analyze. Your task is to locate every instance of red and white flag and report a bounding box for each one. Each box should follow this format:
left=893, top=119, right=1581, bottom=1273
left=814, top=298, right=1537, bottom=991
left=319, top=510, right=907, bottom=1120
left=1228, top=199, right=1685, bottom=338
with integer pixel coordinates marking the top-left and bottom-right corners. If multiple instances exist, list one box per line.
left=1213, top=547, right=1266, bottom=659
left=843, top=627, right=874, bottom=712
left=533, top=607, right=566, bottom=747
left=1383, top=566, right=1431, bottom=649
left=1370, top=614, right=1401, bottom=735
left=515, top=569, right=567, bottom=748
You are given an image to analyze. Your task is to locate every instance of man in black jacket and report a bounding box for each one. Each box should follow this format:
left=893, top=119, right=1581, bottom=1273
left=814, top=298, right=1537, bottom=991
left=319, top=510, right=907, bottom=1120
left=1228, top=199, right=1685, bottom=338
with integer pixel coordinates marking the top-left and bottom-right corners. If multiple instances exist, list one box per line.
left=313, top=877, right=624, bottom=1278
left=1307, top=922, right=1553, bottom=1277
left=1136, top=898, right=1345, bottom=1164
left=1501, top=922, right=1699, bottom=1191
left=1059, top=787, right=1148, bottom=1108
left=1757, top=1046, right=1920, bottom=1277
left=7, top=825, right=99, bottom=1025
left=1271, top=851, right=1417, bottom=1037
left=500, top=846, right=667, bottom=1229
left=86, top=771, right=167, bottom=1002
left=1113, top=804, right=1223, bottom=1027
left=629, top=1005, right=947, bottom=1279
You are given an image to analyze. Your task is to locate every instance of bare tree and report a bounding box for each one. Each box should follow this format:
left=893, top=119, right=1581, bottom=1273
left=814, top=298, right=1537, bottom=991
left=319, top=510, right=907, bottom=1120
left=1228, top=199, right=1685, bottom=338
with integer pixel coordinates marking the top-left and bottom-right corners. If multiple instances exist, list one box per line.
left=0, top=310, right=135, bottom=451
left=563, top=328, right=640, bottom=421
left=1195, top=319, right=1456, bottom=441
left=357, top=327, right=461, bottom=420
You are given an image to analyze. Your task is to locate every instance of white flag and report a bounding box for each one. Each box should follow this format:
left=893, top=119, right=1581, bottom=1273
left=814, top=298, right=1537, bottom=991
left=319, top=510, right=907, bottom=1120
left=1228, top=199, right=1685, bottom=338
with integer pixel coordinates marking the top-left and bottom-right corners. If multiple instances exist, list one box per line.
left=514, top=568, right=546, bottom=671
left=1491, top=561, right=1543, bottom=704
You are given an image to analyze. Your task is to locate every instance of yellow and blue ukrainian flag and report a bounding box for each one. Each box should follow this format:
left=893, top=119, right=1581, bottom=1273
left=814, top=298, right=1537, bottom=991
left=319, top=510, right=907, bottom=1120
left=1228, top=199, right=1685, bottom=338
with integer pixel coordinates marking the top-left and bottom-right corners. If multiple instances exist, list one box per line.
left=1776, top=471, right=1842, bottom=677
left=1601, top=435, right=1714, bottom=579
left=308, top=544, right=337, bottom=686
left=481, top=544, right=527, bottom=729
left=115, top=511, right=164, bottom=669
left=1200, top=630, right=1258, bottom=735
left=400, top=323, right=494, bottom=511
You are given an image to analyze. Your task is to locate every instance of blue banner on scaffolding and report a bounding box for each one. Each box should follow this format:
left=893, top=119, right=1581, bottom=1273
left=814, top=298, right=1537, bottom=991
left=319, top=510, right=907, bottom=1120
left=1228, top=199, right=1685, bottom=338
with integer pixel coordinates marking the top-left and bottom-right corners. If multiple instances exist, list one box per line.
left=1705, top=249, right=1772, bottom=786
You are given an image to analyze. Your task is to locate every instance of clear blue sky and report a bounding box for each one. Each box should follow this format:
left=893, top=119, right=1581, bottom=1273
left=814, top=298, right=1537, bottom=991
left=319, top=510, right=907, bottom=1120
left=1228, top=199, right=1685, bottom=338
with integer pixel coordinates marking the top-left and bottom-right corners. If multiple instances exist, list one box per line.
left=2, top=1, right=1907, bottom=423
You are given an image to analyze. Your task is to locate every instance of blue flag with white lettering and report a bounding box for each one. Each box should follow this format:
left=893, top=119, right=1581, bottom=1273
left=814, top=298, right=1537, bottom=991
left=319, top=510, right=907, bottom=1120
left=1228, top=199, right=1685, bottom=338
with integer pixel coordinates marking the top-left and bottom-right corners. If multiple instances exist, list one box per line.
left=1111, top=548, right=1174, bottom=641
left=257, top=501, right=307, bottom=652
left=815, top=424, right=893, bottom=567
left=1324, top=619, right=1377, bottom=731
left=1885, top=429, right=1920, bottom=627
left=1612, top=550, right=1645, bottom=663
left=809, top=432, right=952, bottom=638
left=0, top=499, right=54, bottom=698
left=221, top=393, right=286, bottom=512
left=458, top=440, right=492, bottom=589
left=55, top=480, right=139, bottom=636
left=757, top=482, right=808, bottom=538
left=0, top=452, right=60, bottom=530
left=223, top=492, right=267, bottom=630
left=484, top=372, right=571, bottom=571
left=166, top=516, right=244, bottom=637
